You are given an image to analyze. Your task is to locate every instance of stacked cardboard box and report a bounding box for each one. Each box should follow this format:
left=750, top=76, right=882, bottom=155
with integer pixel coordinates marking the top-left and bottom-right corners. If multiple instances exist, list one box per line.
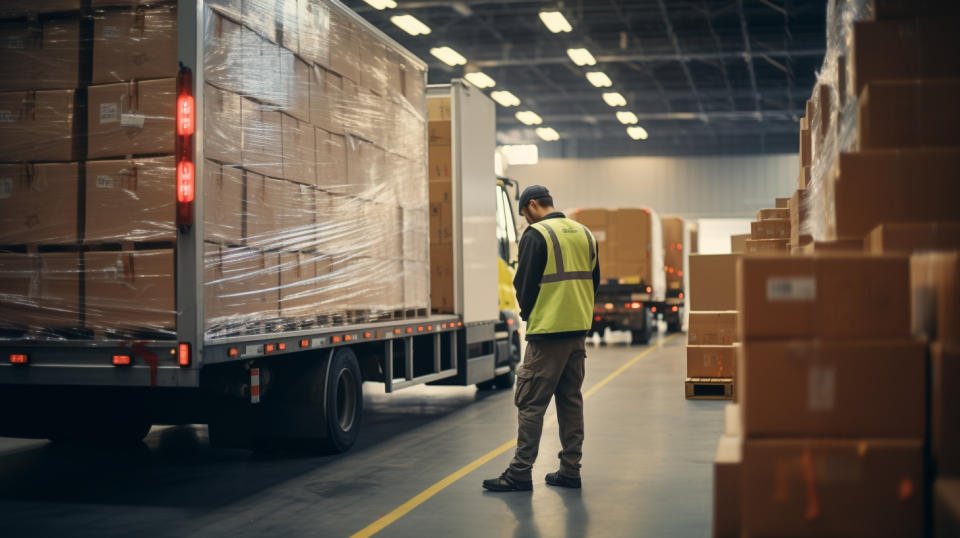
left=569, top=207, right=662, bottom=287
left=745, top=208, right=790, bottom=254
left=428, top=98, right=454, bottom=313
left=685, top=254, right=740, bottom=400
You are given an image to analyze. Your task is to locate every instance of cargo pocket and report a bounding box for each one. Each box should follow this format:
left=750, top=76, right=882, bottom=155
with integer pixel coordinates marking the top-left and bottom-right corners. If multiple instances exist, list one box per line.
left=514, top=366, right=534, bottom=407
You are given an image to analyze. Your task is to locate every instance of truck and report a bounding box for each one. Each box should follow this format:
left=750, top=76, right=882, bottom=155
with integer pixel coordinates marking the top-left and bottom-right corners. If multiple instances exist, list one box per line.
left=661, top=216, right=687, bottom=333
left=0, top=0, right=520, bottom=453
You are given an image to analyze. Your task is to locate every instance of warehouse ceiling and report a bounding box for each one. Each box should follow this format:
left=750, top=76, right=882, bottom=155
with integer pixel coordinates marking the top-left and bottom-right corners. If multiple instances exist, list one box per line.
left=345, top=0, right=827, bottom=158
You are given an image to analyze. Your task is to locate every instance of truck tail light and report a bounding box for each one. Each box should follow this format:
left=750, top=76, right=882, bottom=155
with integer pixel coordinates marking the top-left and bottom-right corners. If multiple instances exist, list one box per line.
left=594, top=315, right=601, bottom=322
left=651, top=306, right=657, bottom=313
left=9, top=353, right=28, bottom=364
left=177, top=94, right=195, bottom=136
left=646, top=286, right=652, bottom=293
left=112, top=354, right=132, bottom=366
left=178, top=342, right=191, bottom=367
left=176, top=65, right=194, bottom=228
left=671, top=306, right=679, bottom=312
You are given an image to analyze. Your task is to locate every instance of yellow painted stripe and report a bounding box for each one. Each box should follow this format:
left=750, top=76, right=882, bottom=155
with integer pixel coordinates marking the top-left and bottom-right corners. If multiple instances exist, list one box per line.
left=350, top=333, right=680, bottom=538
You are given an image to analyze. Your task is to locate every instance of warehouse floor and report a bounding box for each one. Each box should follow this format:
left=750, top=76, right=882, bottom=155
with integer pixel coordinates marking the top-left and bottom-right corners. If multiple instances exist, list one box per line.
left=0, top=333, right=725, bottom=537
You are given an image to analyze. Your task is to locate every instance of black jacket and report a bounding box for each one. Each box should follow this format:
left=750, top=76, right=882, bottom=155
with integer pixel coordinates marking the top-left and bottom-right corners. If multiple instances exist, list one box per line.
left=513, top=212, right=601, bottom=340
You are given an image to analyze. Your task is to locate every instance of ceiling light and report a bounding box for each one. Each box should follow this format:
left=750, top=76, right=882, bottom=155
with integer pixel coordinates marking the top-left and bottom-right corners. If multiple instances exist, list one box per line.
left=602, top=92, right=627, bottom=107
left=627, top=126, right=649, bottom=140
left=585, top=72, right=612, bottom=88
left=490, top=90, right=521, bottom=107
left=536, top=127, right=560, bottom=141
left=390, top=15, right=431, bottom=36
left=500, top=144, right=539, bottom=166
left=515, top=110, right=543, bottom=126
left=362, top=0, right=397, bottom=9
left=464, top=71, right=496, bottom=88
left=430, top=47, right=467, bottom=66
left=539, top=11, right=572, bottom=33
left=566, top=48, right=596, bottom=66
left=616, top=111, right=639, bottom=124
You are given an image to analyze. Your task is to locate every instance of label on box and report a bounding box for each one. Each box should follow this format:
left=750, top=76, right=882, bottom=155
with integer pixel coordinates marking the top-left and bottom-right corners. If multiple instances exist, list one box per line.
left=120, top=113, right=146, bottom=128
left=808, top=365, right=836, bottom=411
left=593, top=230, right=607, bottom=241
left=0, top=110, right=12, bottom=123
left=766, top=276, right=816, bottom=301
left=96, top=175, right=115, bottom=189
left=100, top=103, right=119, bottom=124
left=0, top=178, right=12, bottom=199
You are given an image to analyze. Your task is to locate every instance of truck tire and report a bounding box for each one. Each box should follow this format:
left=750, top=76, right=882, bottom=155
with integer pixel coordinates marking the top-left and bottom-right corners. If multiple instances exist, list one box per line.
left=477, top=333, right=519, bottom=390
left=631, top=329, right=650, bottom=345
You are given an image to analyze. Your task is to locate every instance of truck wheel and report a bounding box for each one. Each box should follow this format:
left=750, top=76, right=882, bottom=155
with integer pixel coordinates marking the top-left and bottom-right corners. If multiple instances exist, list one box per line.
left=323, top=348, right=363, bottom=453
left=631, top=329, right=650, bottom=345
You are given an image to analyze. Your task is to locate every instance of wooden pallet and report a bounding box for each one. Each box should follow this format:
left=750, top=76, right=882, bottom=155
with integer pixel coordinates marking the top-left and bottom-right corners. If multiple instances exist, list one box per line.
left=685, top=377, right=734, bottom=400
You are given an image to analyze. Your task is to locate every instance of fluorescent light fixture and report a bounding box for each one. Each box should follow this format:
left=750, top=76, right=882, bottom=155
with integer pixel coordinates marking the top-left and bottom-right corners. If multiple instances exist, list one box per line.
left=363, top=0, right=397, bottom=9
left=490, top=90, right=521, bottom=107
left=430, top=46, right=467, bottom=66
left=627, top=126, right=649, bottom=140
left=616, top=111, right=639, bottom=124
left=515, top=110, right=543, bottom=126
left=602, top=92, right=627, bottom=107
left=585, top=71, right=612, bottom=87
left=536, top=127, right=560, bottom=141
left=539, top=11, right=572, bottom=33
left=500, top=144, right=539, bottom=166
left=464, top=71, right=496, bottom=88
left=566, top=48, right=596, bottom=66
left=390, top=15, right=431, bottom=36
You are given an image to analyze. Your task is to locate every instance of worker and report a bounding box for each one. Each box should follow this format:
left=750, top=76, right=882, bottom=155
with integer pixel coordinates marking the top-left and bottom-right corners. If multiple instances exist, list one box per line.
left=483, top=185, right=600, bottom=492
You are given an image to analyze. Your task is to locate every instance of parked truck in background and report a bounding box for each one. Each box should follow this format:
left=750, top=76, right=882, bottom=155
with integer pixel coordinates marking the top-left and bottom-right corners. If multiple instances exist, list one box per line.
left=0, top=0, right=520, bottom=452
left=661, top=216, right=687, bottom=332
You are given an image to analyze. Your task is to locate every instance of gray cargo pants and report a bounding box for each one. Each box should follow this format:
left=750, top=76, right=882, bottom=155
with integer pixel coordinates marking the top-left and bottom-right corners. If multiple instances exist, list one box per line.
left=506, top=336, right=586, bottom=482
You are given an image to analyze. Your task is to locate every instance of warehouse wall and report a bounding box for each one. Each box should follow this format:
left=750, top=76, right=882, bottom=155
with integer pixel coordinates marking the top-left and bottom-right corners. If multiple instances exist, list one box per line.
left=507, top=153, right=798, bottom=218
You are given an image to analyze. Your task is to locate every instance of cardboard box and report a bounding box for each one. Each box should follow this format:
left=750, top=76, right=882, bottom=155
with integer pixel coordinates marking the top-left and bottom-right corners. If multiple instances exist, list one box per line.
left=857, top=80, right=960, bottom=150
left=750, top=219, right=790, bottom=240
left=686, top=345, right=735, bottom=378
left=0, top=163, right=79, bottom=244
left=92, top=5, right=178, bottom=84
left=688, top=311, right=737, bottom=345
left=402, top=206, right=428, bottom=262
left=241, top=0, right=277, bottom=43
left=713, top=435, right=741, bottom=538
left=311, top=68, right=343, bottom=134
left=429, top=120, right=452, bottom=147
left=328, top=11, right=360, bottom=84
left=316, top=129, right=347, bottom=190
left=730, top=234, right=749, bottom=254
left=789, top=189, right=812, bottom=248
left=774, top=197, right=790, bottom=209
left=571, top=208, right=614, bottom=274
left=0, top=89, right=80, bottom=162
left=241, top=28, right=284, bottom=108
left=244, top=172, right=284, bottom=243
left=800, top=239, right=864, bottom=254
left=935, top=479, right=960, bottom=538
left=85, top=249, right=176, bottom=332
left=281, top=114, right=316, bottom=185
left=798, top=165, right=810, bottom=189
left=689, top=254, right=740, bottom=310
left=827, top=149, right=960, bottom=240
left=745, top=238, right=789, bottom=254
left=203, top=12, right=244, bottom=94
left=299, top=0, right=330, bottom=69
left=282, top=55, right=311, bottom=123
left=428, top=97, right=452, bottom=121
left=864, top=222, right=960, bottom=254
left=85, top=157, right=176, bottom=243
left=741, top=439, right=923, bottom=538
left=848, top=17, right=960, bottom=100
left=911, top=252, right=960, bottom=346
left=203, top=161, right=244, bottom=245
left=429, top=181, right=453, bottom=244
left=278, top=0, right=300, bottom=55
left=0, top=252, right=80, bottom=330
left=871, top=0, right=960, bottom=18
left=931, top=343, right=960, bottom=475
left=737, top=254, right=910, bottom=340
left=431, top=241, right=454, bottom=313
left=279, top=251, right=319, bottom=319
left=203, top=83, right=242, bottom=165
left=0, top=0, right=81, bottom=17
left=403, top=260, right=429, bottom=310
left=0, top=18, right=82, bottom=91
left=240, top=97, right=283, bottom=178
left=799, top=127, right=811, bottom=169
left=757, top=208, right=789, bottom=221
left=87, top=79, right=176, bottom=159
left=738, top=340, right=925, bottom=438
left=204, top=245, right=279, bottom=331
left=275, top=181, right=316, bottom=250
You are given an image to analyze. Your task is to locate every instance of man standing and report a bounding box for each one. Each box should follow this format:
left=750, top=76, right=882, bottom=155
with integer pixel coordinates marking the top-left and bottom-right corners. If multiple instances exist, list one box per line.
left=482, top=185, right=600, bottom=492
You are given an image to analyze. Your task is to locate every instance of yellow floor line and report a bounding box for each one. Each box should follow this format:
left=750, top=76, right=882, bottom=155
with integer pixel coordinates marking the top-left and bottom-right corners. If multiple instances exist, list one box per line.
left=350, top=333, right=680, bottom=538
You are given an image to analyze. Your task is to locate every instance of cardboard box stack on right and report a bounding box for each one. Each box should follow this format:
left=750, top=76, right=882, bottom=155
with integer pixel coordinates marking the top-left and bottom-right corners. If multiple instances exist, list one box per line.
left=685, top=253, right=740, bottom=400
left=710, top=2, right=960, bottom=536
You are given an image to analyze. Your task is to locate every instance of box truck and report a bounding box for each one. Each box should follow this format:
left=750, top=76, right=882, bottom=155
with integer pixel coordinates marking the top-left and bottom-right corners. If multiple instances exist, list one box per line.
left=0, top=0, right=520, bottom=452
left=661, top=216, right=687, bottom=332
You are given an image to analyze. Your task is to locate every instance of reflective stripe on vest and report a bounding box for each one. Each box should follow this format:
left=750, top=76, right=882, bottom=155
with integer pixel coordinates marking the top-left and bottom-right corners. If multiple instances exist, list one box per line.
left=526, top=218, right=597, bottom=335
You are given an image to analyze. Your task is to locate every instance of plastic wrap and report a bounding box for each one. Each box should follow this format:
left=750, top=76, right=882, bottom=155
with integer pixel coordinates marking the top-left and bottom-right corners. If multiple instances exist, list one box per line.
left=0, top=0, right=430, bottom=341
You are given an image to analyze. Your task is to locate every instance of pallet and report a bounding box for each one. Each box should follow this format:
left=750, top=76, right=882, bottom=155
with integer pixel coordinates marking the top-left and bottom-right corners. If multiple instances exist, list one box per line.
left=685, top=377, right=734, bottom=400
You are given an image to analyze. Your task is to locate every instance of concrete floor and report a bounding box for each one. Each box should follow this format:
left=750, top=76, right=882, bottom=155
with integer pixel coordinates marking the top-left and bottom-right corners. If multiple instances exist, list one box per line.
left=0, top=333, right=725, bottom=537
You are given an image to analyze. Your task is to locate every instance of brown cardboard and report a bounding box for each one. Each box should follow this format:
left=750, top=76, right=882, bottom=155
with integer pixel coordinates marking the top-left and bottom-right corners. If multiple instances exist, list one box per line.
left=0, top=252, right=81, bottom=330
left=789, top=189, right=812, bottom=248
left=864, top=222, right=960, bottom=254
left=738, top=340, right=925, bottom=438
left=283, top=55, right=311, bottom=123
left=800, top=239, right=864, bottom=254
left=662, top=216, right=684, bottom=288
left=689, top=254, right=740, bottom=311
left=0, top=89, right=80, bottom=162
left=757, top=208, right=789, bottom=221
left=428, top=97, right=452, bottom=121
left=911, top=252, right=960, bottom=346
left=737, top=254, right=910, bottom=340
left=713, top=435, right=741, bottom=538
left=92, top=5, right=178, bottom=84
left=431, top=241, right=454, bottom=313
left=279, top=251, right=319, bottom=319
left=0, top=163, right=79, bottom=245
left=774, top=197, right=790, bottom=209
left=931, top=343, right=960, bottom=476
left=0, top=18, right=82, bottom=91
left=429, top=120, right=452, bottom=147
left=572, top=208, right=613, bottom=273
left=204, top=13, right=244, bottom=94
left=745, top=239, right=789, bottom=254
left=750, top=219, right=790, bottom=240
left=276, top=181, right=316, bottom=249
left=244, top=172, right=284, bottom=243
left=403, top=260, right=429, bottom=310
left=811, top=82, right=831, bottom=157
left=240, top=97, right=283, bottom=178
left=203, top=83, right=242, bottom=164
left=242, top=27, right=285, bottom=107
left=687, top=311, right=737, bottom=345
left=204, top=245, right=279, bottom=330
left=935, top=479, right=960, bottom=538
left=686, top=345, right=735, bottom=378
left=85, top=157, right=176, bottom=243
left=798, top=165, right=810, bottom=189
left=202, top=161, right=243, bottom=245
left=827, top=149, right=960, bottom=240
left=281, top=114, right=316, bottom=185
left=741, top=439, right=923, bottom=538
left=402, top=207, right=428, bottom=262
left=429, top=181, right=453, bottom=244
left=799, top=127, right=811, bottom=168
left=0, top=1, right=81, bottom=17
left=857, top=80, right=960, bottom=150
left=871, top=0, right=960, bottom=18
left=87, top=79, right=176, bottom=159
left=316, top=129, right=348, bottom=190
left=85, top=249, right=176, bottom=332
left=848, top=18, right=960, bottom=99
left=730, top=234, right=749, bottom=254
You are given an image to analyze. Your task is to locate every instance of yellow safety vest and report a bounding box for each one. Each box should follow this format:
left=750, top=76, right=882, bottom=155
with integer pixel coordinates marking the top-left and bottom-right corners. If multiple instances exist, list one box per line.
left=526, top=217, right=597, bottom=335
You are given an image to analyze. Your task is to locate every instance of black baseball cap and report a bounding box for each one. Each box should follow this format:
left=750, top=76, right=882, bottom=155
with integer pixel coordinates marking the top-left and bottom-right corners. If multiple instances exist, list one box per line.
left=518, top=185, right=550, bottom=215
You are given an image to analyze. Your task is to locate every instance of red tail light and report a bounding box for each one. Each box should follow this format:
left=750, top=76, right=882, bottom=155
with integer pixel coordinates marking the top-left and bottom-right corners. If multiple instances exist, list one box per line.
left=177, top=94, right=195, bottom=136
left=176, top=66, right=194, bottom=227
left=112, top=354, right=132, bottom=366
left=9, top=353, right=28, bottom=364
left=177, top=160, right=195, bottom=203
left=678, top=292, right=684, bottom=299
left=671, top=306, right=679, bottom=312
left=651, top=306, right=657, bottom=313
left=594, top=316, right=601, bottom=322
left=646, top=286, right=652, bottom=293
left=178, top=342, right=191, bottom=366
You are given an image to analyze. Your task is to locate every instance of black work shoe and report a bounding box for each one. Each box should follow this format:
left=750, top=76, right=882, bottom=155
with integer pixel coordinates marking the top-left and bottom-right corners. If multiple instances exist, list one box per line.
left=482, top=472, right=533, bottom=492
left=545, top=471, right=582, bottom=488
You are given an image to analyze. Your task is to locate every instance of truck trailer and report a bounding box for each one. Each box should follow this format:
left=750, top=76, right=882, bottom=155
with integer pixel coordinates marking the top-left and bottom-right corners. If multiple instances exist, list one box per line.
left=0, top=0, right=520, bottom=452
